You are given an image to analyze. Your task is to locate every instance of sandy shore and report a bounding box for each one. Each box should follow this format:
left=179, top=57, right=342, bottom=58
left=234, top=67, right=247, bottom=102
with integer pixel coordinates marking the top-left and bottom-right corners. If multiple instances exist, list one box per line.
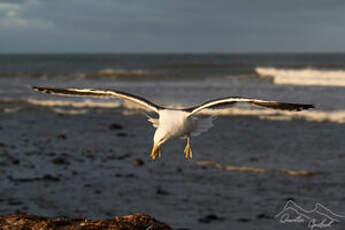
left=1, top=107, right=345, bottom=230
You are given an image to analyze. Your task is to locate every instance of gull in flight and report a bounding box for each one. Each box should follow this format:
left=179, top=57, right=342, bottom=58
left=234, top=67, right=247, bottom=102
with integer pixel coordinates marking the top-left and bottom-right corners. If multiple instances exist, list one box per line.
left=33, top=87, right=314, bottom=160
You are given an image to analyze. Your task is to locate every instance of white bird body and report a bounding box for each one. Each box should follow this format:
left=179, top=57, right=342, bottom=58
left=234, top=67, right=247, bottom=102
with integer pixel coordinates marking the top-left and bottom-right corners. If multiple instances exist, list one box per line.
left=154, top=110, right=197, bottom=144
left=32, top=86, right=314, bottom=160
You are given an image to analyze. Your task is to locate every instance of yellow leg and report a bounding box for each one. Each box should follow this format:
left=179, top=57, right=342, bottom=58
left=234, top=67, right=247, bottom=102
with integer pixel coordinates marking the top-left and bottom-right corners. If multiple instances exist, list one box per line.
left=184, top=136, right=193, bottom=159
left=151, top=144, right=162, bottom=160
left=158, top=148, right=162, bottom=159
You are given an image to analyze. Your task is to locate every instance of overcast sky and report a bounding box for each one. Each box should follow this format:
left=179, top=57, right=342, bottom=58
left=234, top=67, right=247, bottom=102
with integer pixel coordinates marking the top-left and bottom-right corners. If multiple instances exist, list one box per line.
left=0, top=0, right=344, bottom=53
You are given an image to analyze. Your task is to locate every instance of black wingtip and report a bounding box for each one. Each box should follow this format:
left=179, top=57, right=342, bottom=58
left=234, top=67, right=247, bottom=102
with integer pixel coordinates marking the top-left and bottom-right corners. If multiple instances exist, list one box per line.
left=301, top=104, right=315, bottom=110
left=32, top=86, right=53, bottom=94
left=292, top=104, right=315, bottom=111
left=32, top=86, right=42, bottom=91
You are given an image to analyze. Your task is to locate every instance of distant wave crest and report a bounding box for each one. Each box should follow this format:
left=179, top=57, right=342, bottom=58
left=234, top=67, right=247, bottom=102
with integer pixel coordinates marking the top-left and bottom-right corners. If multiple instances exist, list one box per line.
left=200, top=107, right=345, bottom=124
left=0, top=68, right=169, bottom=79
left=75, top=68, right=167, bottom=78
left=256, top=67, right=345, bottom=87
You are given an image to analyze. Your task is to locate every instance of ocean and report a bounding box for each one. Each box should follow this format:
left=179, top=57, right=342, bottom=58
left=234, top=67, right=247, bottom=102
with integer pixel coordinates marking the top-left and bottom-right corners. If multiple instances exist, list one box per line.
left=1, top=53, right=345, bottom=115
left=0, top=53, right=344, bottom=229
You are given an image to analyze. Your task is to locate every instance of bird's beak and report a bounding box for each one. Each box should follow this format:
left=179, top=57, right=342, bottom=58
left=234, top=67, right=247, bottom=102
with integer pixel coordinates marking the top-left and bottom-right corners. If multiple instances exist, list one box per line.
left=150, top=144, right=162, bottom=160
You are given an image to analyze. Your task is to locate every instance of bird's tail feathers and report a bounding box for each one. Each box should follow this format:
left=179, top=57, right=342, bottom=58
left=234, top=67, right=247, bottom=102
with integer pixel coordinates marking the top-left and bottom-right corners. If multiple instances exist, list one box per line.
left=191, top=116, right=215, bottom=136
left=146, top=115, right=159, bottom=128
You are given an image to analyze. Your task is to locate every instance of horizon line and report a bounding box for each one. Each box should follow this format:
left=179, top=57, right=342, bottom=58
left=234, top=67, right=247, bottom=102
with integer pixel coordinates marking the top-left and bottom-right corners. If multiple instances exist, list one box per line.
left=1, top=51, right=345, bottom=55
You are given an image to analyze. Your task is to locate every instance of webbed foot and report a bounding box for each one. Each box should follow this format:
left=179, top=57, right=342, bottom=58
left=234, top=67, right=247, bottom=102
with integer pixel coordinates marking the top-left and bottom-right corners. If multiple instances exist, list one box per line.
left=184, top=143, right=193, bottom=159
left=151, top=144, right=162, bottom=160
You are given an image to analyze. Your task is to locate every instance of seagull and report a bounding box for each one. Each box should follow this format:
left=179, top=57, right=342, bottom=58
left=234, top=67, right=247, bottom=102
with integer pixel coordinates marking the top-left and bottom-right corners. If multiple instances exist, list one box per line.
left=32, top=87, right=314, bottom=160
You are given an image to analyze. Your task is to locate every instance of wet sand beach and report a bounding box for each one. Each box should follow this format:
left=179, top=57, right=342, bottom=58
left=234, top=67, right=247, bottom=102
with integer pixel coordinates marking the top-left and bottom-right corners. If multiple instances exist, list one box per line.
left=1, top=105, right=344, bottom=230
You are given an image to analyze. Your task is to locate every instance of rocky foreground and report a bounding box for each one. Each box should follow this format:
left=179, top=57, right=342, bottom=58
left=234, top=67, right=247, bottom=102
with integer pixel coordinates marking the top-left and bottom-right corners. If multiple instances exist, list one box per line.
left=0, top=213, right=172, bottom=230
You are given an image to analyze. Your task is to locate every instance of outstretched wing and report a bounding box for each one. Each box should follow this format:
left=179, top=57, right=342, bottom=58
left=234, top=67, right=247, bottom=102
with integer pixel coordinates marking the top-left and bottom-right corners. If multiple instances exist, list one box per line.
left=32, top=87, right=162, bottom=113
left=183, top=96, right=314, bottom=116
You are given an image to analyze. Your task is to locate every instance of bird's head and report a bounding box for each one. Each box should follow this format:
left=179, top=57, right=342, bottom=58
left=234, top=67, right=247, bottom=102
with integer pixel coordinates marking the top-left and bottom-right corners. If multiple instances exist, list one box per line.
left=151, top=129, right=168, bottom=160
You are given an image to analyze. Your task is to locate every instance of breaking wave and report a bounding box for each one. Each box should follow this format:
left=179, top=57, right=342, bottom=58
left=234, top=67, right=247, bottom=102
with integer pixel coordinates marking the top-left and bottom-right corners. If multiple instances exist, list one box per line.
left=255, top=67, right=345, bottom=87
left=200, top=108, right=345, bottom=124
left=74, top=69, right=168, bottom=79
left=1, top=98, right=345, bottom=124
left=26, top=98, right=122, bottom=108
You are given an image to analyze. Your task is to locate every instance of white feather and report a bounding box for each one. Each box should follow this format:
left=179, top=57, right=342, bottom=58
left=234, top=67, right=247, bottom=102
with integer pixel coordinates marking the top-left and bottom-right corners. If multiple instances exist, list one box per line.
left=191, top=116, right=215, bottom=136
left=147, top=116, right=159, bottom=128
left=153, top=110, right=197, bottom=145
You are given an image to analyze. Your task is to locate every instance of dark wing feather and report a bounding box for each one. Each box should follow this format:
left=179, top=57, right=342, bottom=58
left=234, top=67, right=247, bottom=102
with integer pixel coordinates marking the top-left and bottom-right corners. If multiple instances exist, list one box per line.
left=32, top=87, right=162, bottom=113
left=251, top=100, right=314, bottom=111
left=183, top=97, right=314, bottom=116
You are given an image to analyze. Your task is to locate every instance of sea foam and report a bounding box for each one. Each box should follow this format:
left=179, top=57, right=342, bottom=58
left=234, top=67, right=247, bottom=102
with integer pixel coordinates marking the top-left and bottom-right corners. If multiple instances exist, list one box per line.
left=26, top=99, right=345, bottom=124
left=255, top=67, right=345, bottom=87
left=26, top=98, right=122, bottom=108
left=2, top=98, right=345, bottom=124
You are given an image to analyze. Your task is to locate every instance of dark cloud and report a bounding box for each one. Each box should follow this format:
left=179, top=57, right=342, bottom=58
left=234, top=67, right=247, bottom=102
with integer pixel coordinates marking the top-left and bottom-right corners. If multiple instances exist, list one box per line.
left=0, top=0, right=25, bottom=3
left=1, top=0, right=345, bottom=53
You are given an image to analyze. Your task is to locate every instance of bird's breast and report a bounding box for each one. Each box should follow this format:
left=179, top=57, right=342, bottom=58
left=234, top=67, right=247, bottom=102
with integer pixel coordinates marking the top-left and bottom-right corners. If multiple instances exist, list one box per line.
left=158, top=110, right=196, bottom=138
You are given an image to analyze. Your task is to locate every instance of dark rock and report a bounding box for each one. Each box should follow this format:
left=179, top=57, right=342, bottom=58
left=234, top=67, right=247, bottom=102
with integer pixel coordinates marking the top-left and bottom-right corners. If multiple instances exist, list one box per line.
left=248, top=157, right=259, bottom=162
left=0, top=213, right=172, bottom=230
left=42, top=174, right=60, bottom=182
left=156, top=188, right=170, bottom=196
left=256, top=213, right=272, bottom=219
left=115, top=173, right=136, bottom=178
left=117, top=132, right=128, bottom=137
left=133, top=158, right=144, bottom=166
left=104, top=212, right=113, bottom=217
left=24, top=151, right=40, bottom=156
left=0, top=143, right=5, bottom=147
left=116, top=154, right=131, bottom=160
left=198, top=214, right=224, bottom=224
left=105, top=155, right=118, bottom=161
left=57, top=134, right=67, bottom=140
left=236, top=217, right=251, bottom=222
left=85, top=154, right=95, bottom=159
left=2, top=151, right=20, bottom=165
left=26, top=164, right=35, bottom=169
left=109, top=123, right=123, bottom=130
left=51, top=157, right=70, bottom=165
left=8, top=176, right=33, bottom=182
left=15, top=210, right=26, bottom=214
left=0, top=161, right=8, bottom=167
left=7, top=200, right=23, bottom=206
left=11, top=159, right=20, bottom=165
